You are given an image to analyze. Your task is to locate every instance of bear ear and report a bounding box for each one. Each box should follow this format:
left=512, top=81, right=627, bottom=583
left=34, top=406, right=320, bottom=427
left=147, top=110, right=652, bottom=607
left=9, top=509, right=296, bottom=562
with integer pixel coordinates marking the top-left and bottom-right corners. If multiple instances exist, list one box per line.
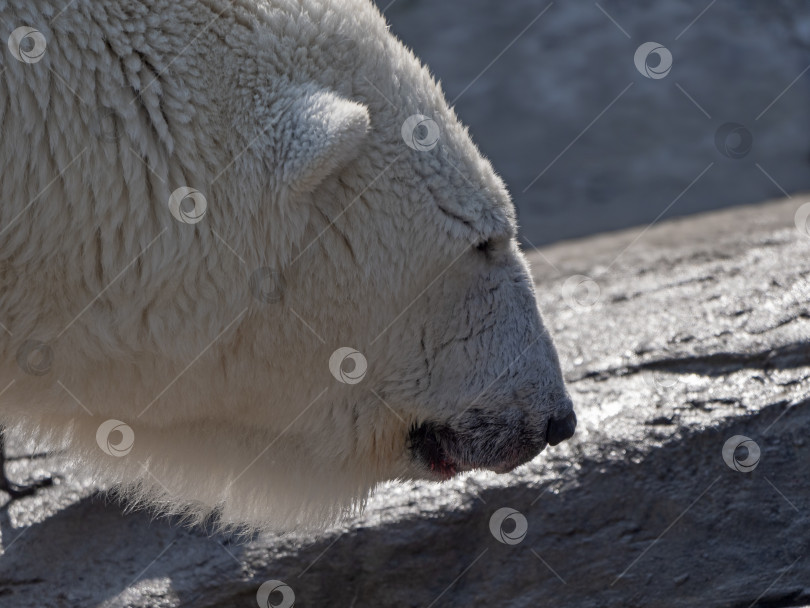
left=277, top=88, right=371, bottom=194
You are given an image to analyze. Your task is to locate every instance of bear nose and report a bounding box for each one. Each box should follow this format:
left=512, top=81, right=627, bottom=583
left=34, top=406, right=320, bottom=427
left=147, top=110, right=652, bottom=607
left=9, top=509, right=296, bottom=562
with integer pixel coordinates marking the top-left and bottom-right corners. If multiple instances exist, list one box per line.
left=546, top=411, right=577, bottom=446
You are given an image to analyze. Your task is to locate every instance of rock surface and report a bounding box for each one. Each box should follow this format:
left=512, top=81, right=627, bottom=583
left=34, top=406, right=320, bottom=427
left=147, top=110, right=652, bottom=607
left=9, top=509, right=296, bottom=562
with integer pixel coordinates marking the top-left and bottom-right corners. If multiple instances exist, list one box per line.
left=377, top=0, right=810, bottom=246
left=2, top=196, right=810, bottom=607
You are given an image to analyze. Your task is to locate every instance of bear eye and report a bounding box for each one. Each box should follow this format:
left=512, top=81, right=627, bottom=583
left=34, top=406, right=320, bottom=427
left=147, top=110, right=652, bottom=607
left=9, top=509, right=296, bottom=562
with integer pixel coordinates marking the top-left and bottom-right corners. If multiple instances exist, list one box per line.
left=473, top=232, right=512, bottom=257
left=475, top=238, right=493, bottom=254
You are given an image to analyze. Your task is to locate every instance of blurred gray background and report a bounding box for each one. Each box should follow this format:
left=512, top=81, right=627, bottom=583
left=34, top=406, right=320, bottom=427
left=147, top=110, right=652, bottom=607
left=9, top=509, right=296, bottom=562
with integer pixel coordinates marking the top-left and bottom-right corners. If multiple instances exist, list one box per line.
left=376, top=0, right=810, bottom=246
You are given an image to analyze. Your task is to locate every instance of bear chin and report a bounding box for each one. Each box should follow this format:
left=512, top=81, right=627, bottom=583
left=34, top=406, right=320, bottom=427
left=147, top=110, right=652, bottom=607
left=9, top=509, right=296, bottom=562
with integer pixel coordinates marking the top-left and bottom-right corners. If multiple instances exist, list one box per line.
left=407, top=420, right=548, bottom=481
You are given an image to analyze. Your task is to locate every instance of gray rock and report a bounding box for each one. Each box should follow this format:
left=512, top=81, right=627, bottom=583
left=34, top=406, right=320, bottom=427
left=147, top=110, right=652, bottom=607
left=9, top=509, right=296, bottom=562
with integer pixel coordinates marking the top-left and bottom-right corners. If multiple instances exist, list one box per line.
left=376, top=0, right=810, bottom=246
left=1, top=195, right=809, bottom=607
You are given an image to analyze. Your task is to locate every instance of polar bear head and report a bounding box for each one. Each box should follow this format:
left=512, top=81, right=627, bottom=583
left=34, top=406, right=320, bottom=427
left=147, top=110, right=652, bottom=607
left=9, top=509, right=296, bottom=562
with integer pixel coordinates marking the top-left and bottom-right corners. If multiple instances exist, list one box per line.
left=0, top=0, right=575, bottom=529
left=197, top=0, right=577, bottom=523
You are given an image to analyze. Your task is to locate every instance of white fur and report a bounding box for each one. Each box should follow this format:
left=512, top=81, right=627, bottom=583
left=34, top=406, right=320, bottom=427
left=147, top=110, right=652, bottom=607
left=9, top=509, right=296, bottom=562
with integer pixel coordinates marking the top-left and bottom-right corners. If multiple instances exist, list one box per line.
left=0, top=0, right=571, bottom=530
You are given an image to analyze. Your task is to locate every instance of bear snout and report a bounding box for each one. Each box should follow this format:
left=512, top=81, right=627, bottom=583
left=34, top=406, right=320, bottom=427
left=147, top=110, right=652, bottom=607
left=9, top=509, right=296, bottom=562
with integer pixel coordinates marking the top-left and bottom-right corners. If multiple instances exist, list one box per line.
left=408, top=401, right=576, bottom=480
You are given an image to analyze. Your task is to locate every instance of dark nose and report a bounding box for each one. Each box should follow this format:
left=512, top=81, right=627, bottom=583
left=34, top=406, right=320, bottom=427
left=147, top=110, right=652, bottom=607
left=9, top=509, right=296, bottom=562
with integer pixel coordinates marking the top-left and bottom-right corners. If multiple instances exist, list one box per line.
left=546, top=411, right=577, bottom=446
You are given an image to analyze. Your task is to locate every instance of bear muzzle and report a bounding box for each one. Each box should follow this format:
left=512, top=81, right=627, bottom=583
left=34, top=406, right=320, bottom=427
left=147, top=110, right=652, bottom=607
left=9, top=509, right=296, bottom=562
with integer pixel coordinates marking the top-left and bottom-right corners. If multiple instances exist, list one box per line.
left=408, top=404, right=576, bottom=480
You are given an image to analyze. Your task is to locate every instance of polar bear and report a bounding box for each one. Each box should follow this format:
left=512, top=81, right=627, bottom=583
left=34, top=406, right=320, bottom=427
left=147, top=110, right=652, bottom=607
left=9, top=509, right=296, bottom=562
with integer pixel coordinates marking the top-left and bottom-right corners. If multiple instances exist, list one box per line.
left=0, top=0, right=576, bottom=529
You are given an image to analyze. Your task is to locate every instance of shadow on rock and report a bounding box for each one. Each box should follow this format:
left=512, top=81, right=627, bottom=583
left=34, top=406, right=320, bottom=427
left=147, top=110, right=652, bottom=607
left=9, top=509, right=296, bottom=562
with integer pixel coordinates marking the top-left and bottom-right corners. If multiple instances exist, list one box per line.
left=0, top=493, right=254, bottom=607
